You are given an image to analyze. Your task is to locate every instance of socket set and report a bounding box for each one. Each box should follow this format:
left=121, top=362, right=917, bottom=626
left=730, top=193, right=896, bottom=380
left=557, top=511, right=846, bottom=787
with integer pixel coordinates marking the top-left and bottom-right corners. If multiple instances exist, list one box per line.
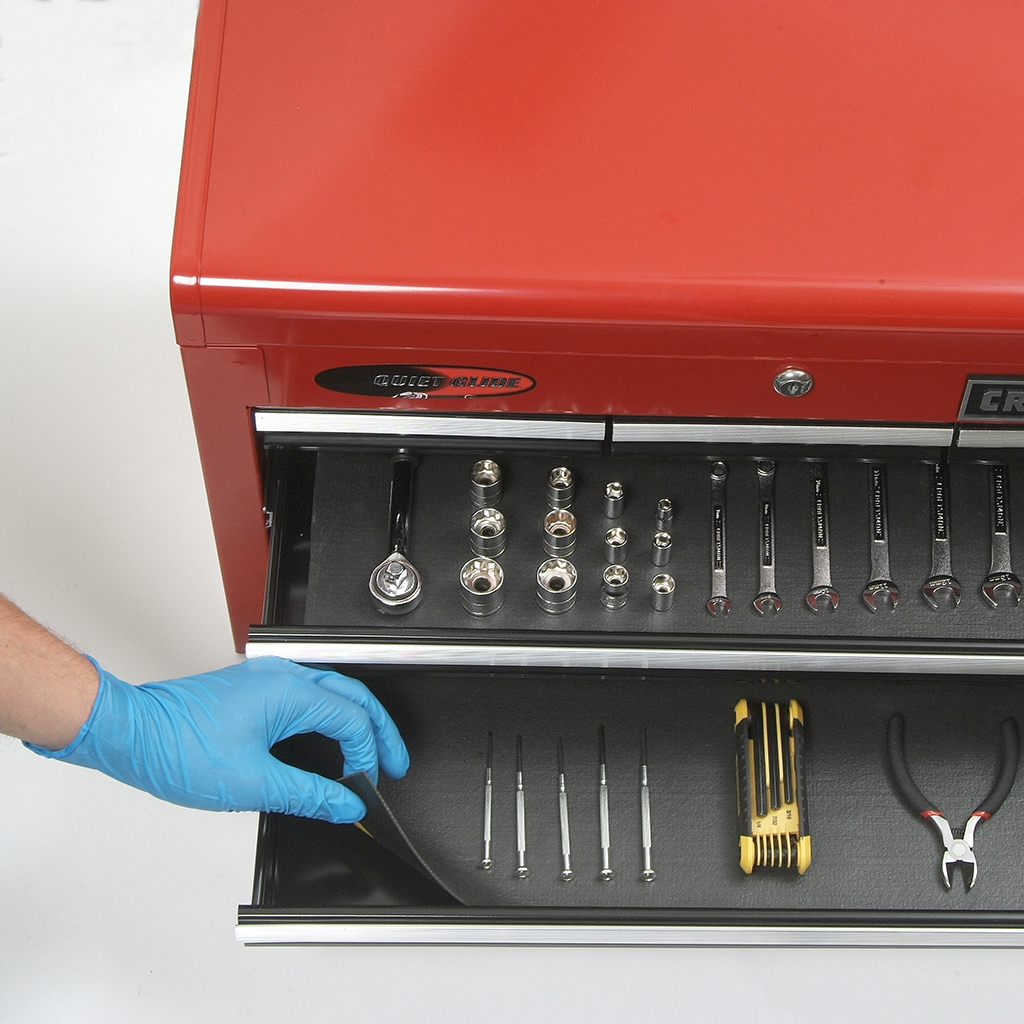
left=303, top=449, right=1024, bottom=649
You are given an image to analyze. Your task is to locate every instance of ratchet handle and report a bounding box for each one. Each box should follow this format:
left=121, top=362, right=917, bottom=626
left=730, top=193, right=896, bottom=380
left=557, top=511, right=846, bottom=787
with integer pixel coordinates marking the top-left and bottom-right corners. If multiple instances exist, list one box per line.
left=388, top=454, right=417, bottom=555
left=975, top=718, right=1019, bottom=819
left=887, top=715, right=937, bottom=817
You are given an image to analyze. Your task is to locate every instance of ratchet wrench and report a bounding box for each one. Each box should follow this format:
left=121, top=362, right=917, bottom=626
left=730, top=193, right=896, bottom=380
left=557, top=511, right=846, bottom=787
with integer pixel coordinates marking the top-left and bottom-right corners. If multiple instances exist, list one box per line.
left=805, top=462, right=839, bottom=613
left=368, top=453, right=423, bottom=614
left=921, top=462, right=961, bottom=611
left=982, top=465, right=1022, bottom=608
left=862, top=463, right=900, bottom=612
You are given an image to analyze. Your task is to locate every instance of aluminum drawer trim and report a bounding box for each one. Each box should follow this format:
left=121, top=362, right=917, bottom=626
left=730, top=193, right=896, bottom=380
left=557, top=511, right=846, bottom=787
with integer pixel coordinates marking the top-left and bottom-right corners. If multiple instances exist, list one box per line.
left=245, top=640, right=1024, bottom=675
left=253, top=410, right=605, bottom=441
left=235, top=922, right=1024, bottom=948
left=957, top=428, right=1024, bottom=448
left=612, top=422, right=953, bottom=446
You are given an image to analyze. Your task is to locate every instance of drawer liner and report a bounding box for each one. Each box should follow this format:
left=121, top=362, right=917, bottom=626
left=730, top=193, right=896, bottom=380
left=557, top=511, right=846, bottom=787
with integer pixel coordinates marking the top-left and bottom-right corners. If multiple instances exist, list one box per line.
left=264, top=669, right=1024, bottom=915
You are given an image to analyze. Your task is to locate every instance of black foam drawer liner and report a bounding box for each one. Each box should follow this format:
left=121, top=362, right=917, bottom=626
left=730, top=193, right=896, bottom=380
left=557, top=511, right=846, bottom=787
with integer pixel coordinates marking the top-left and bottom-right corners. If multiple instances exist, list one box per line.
left=251, top=667, right=1024, bottom=924
left=300, top=449, right=1024, bottom=646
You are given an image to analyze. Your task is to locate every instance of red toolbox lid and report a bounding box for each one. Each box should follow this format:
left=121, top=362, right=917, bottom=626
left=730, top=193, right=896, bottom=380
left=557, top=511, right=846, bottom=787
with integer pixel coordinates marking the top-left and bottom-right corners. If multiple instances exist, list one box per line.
left=173, top=1, right=1024, bottom=334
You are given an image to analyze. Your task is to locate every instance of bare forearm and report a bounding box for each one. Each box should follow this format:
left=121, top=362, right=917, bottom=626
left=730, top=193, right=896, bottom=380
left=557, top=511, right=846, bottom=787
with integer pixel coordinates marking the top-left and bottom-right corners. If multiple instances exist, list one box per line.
left=0, top=595, right=99, bottom=749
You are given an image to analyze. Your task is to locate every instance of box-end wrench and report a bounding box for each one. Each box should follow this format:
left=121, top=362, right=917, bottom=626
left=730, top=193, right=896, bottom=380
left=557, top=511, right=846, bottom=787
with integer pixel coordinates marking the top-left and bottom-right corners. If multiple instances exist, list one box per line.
left=862, top=463, right=900, bottom=612
left=805, top=462, right=839, bottom=613
left=982, top=464, right=1022, bottom=608
left=368, top=453, right=423, bottom=614
left=922, top=462, right=961, bottom=611
left=708, top=462, right=730, bottom=615
left=753, top=460, right=781, bottom=615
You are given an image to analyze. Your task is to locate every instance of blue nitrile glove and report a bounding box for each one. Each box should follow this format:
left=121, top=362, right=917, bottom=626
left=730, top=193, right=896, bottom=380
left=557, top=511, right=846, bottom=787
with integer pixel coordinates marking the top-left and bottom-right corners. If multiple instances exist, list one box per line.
left=25, top=656, right=409, bottom=823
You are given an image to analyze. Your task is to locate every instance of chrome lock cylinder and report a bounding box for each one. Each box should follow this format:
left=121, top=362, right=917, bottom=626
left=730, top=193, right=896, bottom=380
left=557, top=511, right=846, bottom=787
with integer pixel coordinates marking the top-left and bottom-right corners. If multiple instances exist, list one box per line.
left=470, top=507, right=506, bottom=557
left=460, top=557, right=505, bottom=616
left=536, top=558, right=578, bottom=613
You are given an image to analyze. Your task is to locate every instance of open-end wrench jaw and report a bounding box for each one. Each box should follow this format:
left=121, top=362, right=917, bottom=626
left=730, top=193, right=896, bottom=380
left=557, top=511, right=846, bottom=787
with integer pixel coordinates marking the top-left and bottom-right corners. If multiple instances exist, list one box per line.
left=922, top=574, right=962, bottom=611
left=753, top=591, right=781, bottom=615
left=862, top=579, right=900, bottom=612
left=805, top=585, right=839, bottom=613
left=982, top=571, right=1023, bottom=608
left=708, top=596, right=731, bottom=616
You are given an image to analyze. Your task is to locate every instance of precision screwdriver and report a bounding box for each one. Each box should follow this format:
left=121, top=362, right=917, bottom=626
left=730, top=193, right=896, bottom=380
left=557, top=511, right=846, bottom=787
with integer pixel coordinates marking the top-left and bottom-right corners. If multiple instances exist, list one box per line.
left=557, top=738, right=573, bottom=881
left=598, top=724, right=613, bottom=880
left=479, top=731, right=493, bottom=870
left=515, top=734, right=529, bottom=878
left=640, top=727, right=655, bottom=881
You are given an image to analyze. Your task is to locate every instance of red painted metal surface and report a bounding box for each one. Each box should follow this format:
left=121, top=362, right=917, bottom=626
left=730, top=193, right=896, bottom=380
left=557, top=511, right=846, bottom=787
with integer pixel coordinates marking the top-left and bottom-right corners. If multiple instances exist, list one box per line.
left=171, top=0, right=1024, bottom=646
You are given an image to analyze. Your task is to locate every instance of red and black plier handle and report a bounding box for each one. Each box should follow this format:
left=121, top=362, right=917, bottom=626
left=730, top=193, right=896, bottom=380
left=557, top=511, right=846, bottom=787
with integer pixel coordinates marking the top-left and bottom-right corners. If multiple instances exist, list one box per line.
left=887, top=714, right=1019, bottom=889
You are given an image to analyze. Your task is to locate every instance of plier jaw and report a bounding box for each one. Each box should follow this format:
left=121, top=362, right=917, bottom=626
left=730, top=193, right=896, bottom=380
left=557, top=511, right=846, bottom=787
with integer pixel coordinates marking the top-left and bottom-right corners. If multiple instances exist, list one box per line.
left=928, top=811, right=981, bottom=889
left=888, top=715, right=1019, bottom=892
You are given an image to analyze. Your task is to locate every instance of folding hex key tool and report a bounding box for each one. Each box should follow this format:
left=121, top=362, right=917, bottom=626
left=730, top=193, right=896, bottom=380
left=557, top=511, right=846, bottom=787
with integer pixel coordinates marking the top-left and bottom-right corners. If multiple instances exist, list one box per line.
left=887, top=715, right=1020, bottom=889
left=734, top=699, right=812, bottom=874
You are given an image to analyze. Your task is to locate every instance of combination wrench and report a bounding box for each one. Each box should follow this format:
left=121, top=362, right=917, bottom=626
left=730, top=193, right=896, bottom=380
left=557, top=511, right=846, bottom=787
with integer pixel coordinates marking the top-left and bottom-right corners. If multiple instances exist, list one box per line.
left=805, top=462, right=839, bottom=613
left=921, top=462, right=961, bottom=611
left=708, top=462, right=730, bottom=615
left=982, top=464, right=1022, bottom=608
left=862, top=463, right=900, bottom=612
left=753, top=460, right=781, bottom=615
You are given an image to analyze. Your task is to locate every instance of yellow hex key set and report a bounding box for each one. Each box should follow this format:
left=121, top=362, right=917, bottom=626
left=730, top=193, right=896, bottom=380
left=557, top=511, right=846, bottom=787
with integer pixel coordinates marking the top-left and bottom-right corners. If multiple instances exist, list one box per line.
left=734, top=699, right=811, bottom=874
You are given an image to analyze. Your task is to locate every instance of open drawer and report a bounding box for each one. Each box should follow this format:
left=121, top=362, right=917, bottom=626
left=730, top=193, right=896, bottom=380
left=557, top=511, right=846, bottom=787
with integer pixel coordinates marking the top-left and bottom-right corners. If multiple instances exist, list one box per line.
left=238, top=414, right=1024, bottom=946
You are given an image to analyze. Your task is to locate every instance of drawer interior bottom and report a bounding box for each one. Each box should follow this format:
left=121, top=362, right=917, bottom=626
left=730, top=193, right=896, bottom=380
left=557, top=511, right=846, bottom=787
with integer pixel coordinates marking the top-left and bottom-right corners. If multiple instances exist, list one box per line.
left=254, top=668, right=1024, bottom=922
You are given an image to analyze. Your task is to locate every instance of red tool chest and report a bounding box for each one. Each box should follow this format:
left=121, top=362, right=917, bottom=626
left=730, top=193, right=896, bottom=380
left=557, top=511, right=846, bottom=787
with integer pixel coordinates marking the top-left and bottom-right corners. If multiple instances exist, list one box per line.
left=172, top=0, right=1024, bottom=945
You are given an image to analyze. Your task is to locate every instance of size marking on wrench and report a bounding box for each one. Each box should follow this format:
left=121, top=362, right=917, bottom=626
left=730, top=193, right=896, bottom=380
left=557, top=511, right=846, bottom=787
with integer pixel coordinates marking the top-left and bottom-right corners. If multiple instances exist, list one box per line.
left=805, top=462, right=839, bottom=613
left=708, top=462, right=730, bottom=615
left=922, top=462, right=961, bottom=611
left=753, top=460, right=781, bottom=615
left=982, top=465, right=1022, bottom=608
left=862, top=464, right=900, bottom=612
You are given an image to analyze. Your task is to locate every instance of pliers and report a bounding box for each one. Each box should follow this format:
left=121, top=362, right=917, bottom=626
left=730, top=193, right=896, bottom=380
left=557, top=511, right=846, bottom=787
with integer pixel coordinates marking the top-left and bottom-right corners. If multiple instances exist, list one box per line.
left=887, top=714, right=1019, bottom=889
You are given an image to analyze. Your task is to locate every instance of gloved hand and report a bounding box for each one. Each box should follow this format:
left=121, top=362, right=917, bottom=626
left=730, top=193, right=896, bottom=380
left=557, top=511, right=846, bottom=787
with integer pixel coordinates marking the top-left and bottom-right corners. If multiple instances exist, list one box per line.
left=25, top=656, right=409, bottom=823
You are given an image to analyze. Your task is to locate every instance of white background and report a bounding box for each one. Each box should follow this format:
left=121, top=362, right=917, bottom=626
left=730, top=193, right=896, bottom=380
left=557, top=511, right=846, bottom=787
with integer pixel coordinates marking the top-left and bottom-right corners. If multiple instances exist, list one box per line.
left=1, top=1, right=1022, bottom=1020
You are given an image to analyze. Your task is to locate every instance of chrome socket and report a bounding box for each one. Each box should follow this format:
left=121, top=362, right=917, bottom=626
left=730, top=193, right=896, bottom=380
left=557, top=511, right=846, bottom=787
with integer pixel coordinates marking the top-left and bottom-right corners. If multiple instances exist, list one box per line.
left=470, top=507, right=506, bottom=557
left=470, top=459, right=503, bottom=506
left=652, top=531, right=672, bottom=566
left=601, top=564, right=629, bottom=608
left=651, top=573, right=675, bottom=611
left=536, top=558, right=578, bottom=613
left=655, top=498, right=674, bottom=532
left=460, top=557, right=505, bottom=616
left=605, top=526, right=628, bottom=563
left=543, top=509, right=577, bottom=556
left=604, top=481, right=624, bottom=518
left=547, top=467, right=575, bottom=509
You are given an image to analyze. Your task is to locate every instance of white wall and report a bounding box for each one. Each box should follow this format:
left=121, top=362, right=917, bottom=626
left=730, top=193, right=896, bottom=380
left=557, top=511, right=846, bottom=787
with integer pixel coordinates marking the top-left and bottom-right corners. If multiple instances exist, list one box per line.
left=1, top=2, right=1022, bottom=1020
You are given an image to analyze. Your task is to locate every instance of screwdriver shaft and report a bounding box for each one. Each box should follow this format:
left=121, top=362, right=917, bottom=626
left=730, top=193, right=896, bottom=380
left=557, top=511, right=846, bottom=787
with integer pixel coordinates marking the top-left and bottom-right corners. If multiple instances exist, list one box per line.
left=557, top=738, right=573, bottom=881
left=598, top=725, right=613, bottom=880
left=640, top=728, right=655, bottom=881
left=515, top=734, right=529, bottom=878
left=480, top=731, right=493, bottom=869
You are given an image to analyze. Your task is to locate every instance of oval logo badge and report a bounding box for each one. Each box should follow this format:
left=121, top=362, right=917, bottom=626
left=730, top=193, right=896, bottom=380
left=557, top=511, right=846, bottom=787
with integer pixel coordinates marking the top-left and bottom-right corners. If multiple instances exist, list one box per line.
left=315, top=364, right=536, bottom=400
